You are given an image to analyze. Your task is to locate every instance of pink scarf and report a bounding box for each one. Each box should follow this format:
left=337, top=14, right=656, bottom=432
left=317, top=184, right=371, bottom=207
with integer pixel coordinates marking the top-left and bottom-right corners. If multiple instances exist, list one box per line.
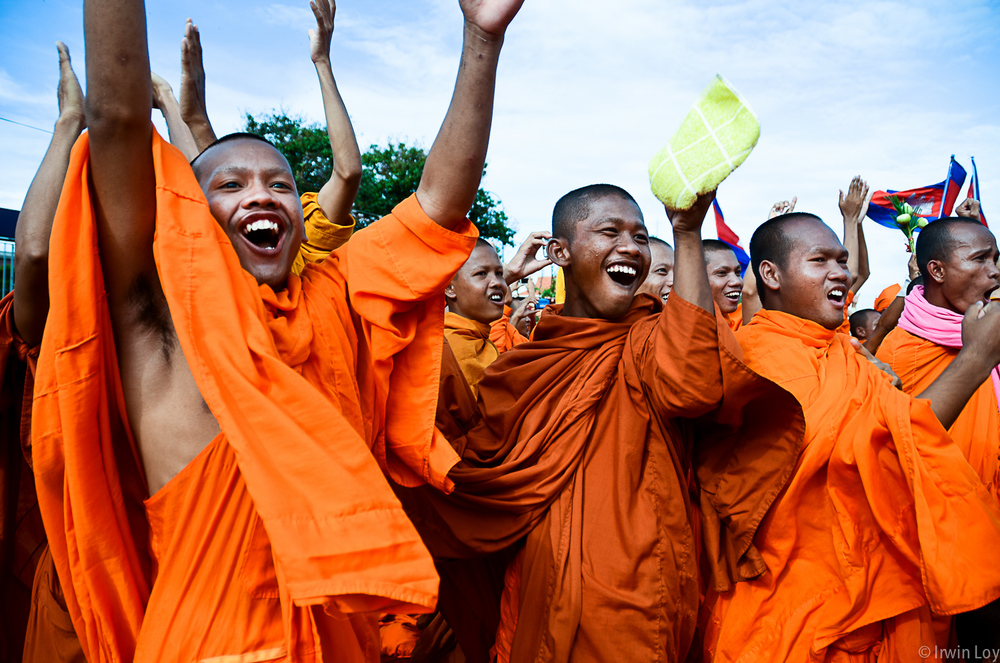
left=899, top=285, right=1000, bottom=410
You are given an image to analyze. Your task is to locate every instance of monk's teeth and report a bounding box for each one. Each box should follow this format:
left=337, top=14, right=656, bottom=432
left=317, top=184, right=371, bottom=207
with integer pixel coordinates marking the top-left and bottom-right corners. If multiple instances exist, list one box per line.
left=606, top=264, right=637, bottom=276
left=243, top=220, right=280, bottom=235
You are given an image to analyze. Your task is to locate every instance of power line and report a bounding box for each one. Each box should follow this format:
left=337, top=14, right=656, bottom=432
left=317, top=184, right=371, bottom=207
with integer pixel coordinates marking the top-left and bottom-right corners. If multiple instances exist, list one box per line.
left=0, top=117, right=53, bottom=135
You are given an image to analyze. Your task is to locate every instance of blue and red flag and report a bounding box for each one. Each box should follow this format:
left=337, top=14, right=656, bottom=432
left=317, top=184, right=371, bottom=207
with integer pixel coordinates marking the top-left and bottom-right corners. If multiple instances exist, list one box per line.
left=968, top=156, right=987, bottom=227
left=866, top=156, right=968, bottom=229
left=713, top=199, right=750, bottom=275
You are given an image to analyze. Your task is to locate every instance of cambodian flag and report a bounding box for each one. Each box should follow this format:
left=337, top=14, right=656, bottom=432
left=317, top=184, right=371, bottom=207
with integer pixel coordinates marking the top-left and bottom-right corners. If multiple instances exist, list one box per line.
left=968, top=156, right=987, bottom=227
left=713, top=199, right=750, bottom=275
left=866, top=156, right=968, bottom=229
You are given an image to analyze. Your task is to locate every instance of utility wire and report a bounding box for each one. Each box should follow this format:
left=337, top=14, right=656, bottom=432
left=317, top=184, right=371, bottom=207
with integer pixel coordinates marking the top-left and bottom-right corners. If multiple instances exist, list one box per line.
left=0, top=116, right=54, bottom=134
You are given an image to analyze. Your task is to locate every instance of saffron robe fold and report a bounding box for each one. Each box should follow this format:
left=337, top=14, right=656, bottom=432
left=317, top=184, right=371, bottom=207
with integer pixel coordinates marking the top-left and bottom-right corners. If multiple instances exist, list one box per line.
left=290, top=190, right=356, bottom=274
left=489, top=306, right=528, bottom=353
left=705, top=309, right=1000, bottom=662
left=874, top=284, right=902, bottom=312
left=402, top=293, right=805, bottom=662
left=32, top=130, right=475, bottom=662
left=444, top=313, right=501, bottom=397
left=877, top=302, right=1000, bottom=500
left=728, top=303, right=743, bottom=331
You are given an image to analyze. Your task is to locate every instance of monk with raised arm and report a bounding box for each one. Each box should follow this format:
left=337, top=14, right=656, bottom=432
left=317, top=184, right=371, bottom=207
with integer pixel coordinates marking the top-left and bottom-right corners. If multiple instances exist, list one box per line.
left=30, top=0, right=522, bottom=661
left=177, top=0, right=362, bottom=269
left=401, top=184, right=804, bottom=662
left=705, top=212, right=1000, bottom=662
left=0, top=43, right=87, bottom=663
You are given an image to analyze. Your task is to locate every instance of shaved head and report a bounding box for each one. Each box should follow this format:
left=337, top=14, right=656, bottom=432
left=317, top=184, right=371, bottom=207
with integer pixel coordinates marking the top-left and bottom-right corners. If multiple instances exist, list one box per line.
left=915, top=217, right=991, bottom=276
left=749, top=213, right=823, bottom=284
left=703, top=239, right=737, bottom=261
left=552, top=184, right=641, bottom=241
left=191, top=132, right=284, bottom=179
left=848, top=308, right=880, bottom=341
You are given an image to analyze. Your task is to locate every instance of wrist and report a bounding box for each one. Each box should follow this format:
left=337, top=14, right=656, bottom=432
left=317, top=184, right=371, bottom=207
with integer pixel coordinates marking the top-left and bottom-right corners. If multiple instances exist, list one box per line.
left=464, top=21, right=506, bottom=48
left=954, top=346, right=996, bottom=384
left=55, top=113, right=85, bottom=134
left=312, top=55, right=331, bottom=67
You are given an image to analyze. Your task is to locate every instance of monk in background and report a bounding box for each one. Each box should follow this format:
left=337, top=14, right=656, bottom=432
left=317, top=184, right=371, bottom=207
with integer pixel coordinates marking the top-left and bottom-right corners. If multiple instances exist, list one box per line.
left=705, top=212, right=1000, bottom=662
left=401, top=183, right=804, bottom=662
left=30, top=0, right=523, bottom=661
left=0, top=44, right=87, bottom=663
left=848, top=308, right=880, bottom=342
left=876, top=216, right=1000, bottom=655
left=702, top=239, right=744, bottom=330
left=635, top=236, right=674, bottom=303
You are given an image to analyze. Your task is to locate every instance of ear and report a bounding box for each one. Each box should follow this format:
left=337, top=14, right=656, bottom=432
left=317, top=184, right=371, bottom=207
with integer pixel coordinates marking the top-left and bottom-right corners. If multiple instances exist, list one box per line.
left=925, top=259, right=947, bottom=285
left=758, top=260, right=781, bottom=294
left=444, top=282, right=458, bottom=300
left=546, top=237, right=572, bottom=268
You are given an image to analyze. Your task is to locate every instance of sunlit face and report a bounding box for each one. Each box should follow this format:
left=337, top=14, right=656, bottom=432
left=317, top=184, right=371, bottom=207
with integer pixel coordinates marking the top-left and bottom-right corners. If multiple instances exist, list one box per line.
left=552, top=195, right=650, bottom=320
left=637, top=242, right=674, bottom=303
left=759, top=218, right=851, bottom=330
left=445, top=243, right=507, bottom=324
left=194, top=139, right=305, bottom=290
left=705, top=249, right=743, bottom=315
left=926, top=224, right=1000, bottom=314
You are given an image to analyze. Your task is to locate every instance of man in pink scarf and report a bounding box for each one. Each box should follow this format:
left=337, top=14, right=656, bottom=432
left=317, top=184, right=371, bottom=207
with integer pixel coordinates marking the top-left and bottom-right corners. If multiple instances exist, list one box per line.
left=877, top=216, right=1000, bottom=652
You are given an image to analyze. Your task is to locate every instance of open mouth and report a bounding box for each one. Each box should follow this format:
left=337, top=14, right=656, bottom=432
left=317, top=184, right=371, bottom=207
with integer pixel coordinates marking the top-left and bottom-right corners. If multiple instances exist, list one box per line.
left=237, top=213, right=286, bottom=255
left=827, top=287, right=846, bottom=307
left=606, top=263, right=639, bottom=288
left=487, top=291, right=505, bottom=306
left=724, top=290, right=741, bottom=302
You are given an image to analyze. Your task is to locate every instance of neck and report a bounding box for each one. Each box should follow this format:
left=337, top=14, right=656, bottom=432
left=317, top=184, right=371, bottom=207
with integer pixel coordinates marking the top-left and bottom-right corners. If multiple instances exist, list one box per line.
left=921, top=284, right=961, bottom=314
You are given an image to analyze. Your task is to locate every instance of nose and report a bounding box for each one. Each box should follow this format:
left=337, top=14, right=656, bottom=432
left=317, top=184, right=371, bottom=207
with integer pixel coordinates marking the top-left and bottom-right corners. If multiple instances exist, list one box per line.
left=987, top=260, right=1000, bottom=281
left=729, top=272, right=744, bottom=289
left=617, top=234, right=643, bottom=258
left=241, top=180, right=279, bottom=209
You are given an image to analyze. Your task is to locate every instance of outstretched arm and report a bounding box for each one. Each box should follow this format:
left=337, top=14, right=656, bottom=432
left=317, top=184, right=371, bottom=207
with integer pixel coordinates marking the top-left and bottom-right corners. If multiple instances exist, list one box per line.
left=839, top=176, right=868, bottom=291
left=151, top=71, right=199, bottom=160
left=309, top=0, right=362, bottom=226
left=863, top=295, right=903, bottom=355
left=13, top=42, right=86, bottom=347
left=918, top=301, right=1000, bottom=429
left=853, top=217, right=870, bottom=295
left=85, top=0, right=157, bottom=309
left=415, top=0, right=524, bottom=229
left=666, top=191, right=717, bottom=314
left=179, top=19, right=217, bottom=153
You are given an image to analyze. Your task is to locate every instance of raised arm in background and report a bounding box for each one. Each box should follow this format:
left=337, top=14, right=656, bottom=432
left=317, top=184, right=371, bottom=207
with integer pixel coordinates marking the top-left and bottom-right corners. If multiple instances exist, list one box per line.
left=415, top=0, right=524, bottom=228
left=956, top=197, right=983, bottom=224
left=309, top=0, right=363, bottom=225
left=179, top=19, right=217, bottom=153
left=151, top=71, right=199, bottom=160
left=743, top=198, right=798, bottom=324
left=13, top=42, right=87, bottom=347
left=838, top=176, right=870, bottom=294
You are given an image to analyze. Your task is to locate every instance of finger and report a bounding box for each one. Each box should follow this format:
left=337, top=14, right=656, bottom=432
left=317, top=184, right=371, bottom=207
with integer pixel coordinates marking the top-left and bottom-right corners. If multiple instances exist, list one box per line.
left=56, top=41, right=71, bottom=66
left=310, top=0, right=323, bottom=24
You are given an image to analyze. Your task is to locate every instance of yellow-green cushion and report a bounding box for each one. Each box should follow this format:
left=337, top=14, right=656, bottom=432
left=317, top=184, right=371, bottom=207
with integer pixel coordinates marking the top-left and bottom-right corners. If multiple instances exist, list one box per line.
left=649, top=75, right=760, bottom=210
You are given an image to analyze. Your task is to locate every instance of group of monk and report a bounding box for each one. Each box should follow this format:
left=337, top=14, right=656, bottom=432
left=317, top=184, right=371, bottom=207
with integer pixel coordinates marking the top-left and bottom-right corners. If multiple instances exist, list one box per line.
left=2, top=0, right=1000, bottom=662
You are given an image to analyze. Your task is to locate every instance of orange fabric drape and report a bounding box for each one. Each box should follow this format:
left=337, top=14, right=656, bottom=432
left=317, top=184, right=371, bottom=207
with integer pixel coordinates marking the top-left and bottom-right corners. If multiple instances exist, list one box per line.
left=704, top=309, right=1000, bottom=662
left=489, top=306, right=528, bottom=353
left=32, top=130, right=476, bottom=662
left=874, top=283, right=902, bottom=312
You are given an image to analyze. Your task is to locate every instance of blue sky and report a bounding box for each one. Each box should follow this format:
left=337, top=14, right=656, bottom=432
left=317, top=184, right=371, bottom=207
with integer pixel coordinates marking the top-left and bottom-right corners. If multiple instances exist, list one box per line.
left=2, top=0, right=999, bottom=306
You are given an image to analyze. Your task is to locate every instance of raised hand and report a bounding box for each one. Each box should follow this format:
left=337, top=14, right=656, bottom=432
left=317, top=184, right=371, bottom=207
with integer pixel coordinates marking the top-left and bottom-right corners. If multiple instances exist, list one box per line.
left=150, top=71, right=174, bottom=111
left=955, top=198, right=982, bottom=223
left=962, top=301, right=1000, bottom=368
left=459, top=0, right=525, bottom=38
left=907, top=255, right=920, bottom=281
left=839, top=176, right=869, bottom=222
left=309, top=0, right=335, bottom=64
left=510, top=298, right=537, bottom=337
left=665, top=190, right=716, bottom=235
left=179, top=19, right=217, bottom=151
left=56, top=42, right=85, bottom=125
left=504, top=231, right=552, bottom=284
left=768, top=197, right=797, bottom=219
left=150, top=71, right=199, bottom=160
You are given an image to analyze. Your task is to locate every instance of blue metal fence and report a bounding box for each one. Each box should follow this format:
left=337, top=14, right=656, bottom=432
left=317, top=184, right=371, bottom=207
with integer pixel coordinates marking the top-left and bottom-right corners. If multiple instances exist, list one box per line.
left=0, top=239, right=13, bottom=297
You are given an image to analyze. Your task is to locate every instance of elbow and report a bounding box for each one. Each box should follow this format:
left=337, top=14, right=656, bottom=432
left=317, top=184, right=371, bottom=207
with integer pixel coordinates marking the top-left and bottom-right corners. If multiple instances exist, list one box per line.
left=85, top=98, right=151, bottom=138
left=336, top=164, right=363, bottom=191
left=15, top=245, right=48, bottom=277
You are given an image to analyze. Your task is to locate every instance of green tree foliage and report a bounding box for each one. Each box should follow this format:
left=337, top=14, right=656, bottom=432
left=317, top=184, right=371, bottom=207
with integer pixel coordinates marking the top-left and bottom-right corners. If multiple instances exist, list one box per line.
left=243, top=112, right=515, bottom=245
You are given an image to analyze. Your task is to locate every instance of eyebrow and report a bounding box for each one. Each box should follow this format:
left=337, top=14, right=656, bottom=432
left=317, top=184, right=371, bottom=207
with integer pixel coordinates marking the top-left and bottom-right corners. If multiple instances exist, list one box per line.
left=211, top=166, right=292, bottom=179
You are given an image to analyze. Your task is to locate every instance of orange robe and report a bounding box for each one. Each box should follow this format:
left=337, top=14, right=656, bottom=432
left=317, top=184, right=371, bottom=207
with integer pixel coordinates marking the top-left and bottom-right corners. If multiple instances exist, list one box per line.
left=728, top=303, right=743, bottom=331
left=877, top=327, right=1000, bottom=500
left=31, top=130, right=475, bottom=662
left=290, top=190, right=356, bottom=274
left=874, top=283, right=902, bottom=312
left=704, top=309, right=1000, bottom=662
left=445, top=313, right=501, bottom=397
left=489, top=306, right=528, bottom=353
left=0, top=293, right=51, bottom=663
left=401, top=294, right=804, bottom=662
